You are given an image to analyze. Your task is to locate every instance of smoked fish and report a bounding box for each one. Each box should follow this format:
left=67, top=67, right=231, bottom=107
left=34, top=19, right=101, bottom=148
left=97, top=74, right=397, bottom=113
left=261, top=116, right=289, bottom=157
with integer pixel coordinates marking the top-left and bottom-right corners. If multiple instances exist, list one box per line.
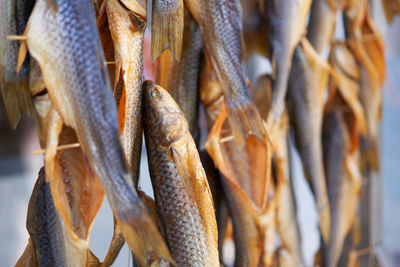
left=0, top=0, right=35, bottom=128
left=185, top=0, right=267, bottom=148
left=143, top=81, right=219, bottom=266
left=287, top=39, right=331, bottom=243
left=157, top=13, right=203, bottom=140
left=25, top=0, right=172, bottom=265
left=264, top=0, right=312, bottom=122
left=151, top=0, right=184, bottom=60
left=321, top=107, right=362, bottom=267
left=105, top=0, right=147, bottom=187
left=24, top=168, right=89, bottom=266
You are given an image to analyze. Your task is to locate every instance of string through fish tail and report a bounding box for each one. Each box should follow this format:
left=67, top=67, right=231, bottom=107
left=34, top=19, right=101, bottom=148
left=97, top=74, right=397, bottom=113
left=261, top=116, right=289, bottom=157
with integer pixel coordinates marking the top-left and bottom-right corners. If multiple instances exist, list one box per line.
left=7, top=35, right=27, bottom=41
left=33, top=143, right=81, bottom=155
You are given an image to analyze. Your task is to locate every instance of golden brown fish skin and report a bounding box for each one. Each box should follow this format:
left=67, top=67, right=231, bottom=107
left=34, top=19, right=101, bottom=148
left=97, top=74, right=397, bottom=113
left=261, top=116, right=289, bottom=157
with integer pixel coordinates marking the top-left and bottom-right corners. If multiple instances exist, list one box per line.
left=26, top=1, right=172, bottom=265
left=344, top=0, right=385, bottom=170
left=105, top=0, right=146, bottom=187
left=143, top=81, right=219, bottom=266
left=185, top=0, right=267, bottom=148
left=0, top=0, right=35, bottom=128
left=199, top=54, right=225, bottom=131
left=33, top=86, right=105, bottom=265
left=287, top=39, right=331, bottom=243
left=270, top=111, right=304, bottom=267
left=205, top=106, right=265, bottom=267
left=329, top=42, right=367, bottom=136
left=151, top=0, right=184, bottom=60
left=157, top=14, right=203, bottom=140
left=264, top=0, right=312, bottom=121
left=321, top=108, right=361, bottom=267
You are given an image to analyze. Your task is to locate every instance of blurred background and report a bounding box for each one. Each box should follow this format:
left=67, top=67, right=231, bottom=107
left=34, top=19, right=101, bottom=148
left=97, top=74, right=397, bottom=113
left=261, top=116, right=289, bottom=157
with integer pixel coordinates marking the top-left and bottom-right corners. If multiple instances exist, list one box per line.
left=0, top=2, right=399, bottom=267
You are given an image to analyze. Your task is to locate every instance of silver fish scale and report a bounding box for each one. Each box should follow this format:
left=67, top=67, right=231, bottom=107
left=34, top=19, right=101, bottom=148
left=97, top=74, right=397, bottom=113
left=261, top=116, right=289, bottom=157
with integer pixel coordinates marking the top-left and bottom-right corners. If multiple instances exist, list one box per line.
left=200, top=0, right=250, bottom=109
left=168, top=23, right=203, bottom=136
left=145, top=134, right=210, bottom=266
left=27, top=168, right=67, bottom=266
left=27, top=0, right=141, bottom=212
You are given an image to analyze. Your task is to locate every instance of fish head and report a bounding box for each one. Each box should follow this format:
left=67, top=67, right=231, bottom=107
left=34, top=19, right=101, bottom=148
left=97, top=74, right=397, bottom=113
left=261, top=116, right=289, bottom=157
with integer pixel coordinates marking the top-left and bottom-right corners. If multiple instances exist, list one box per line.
left=143, top=81, right=188, bottom=146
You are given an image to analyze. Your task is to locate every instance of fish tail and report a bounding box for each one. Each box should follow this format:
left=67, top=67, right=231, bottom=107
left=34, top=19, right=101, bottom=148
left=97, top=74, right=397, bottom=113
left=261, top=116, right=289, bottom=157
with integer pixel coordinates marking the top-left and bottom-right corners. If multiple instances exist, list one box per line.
left=0, top=78, right=33, bottom=128
left=227, top=100, right=268, bottom=148
left=117, top=206, right=175, bottom=266
left=151, top=0, right=184, bottom=61
left=382, top=0, right=400, bottom=24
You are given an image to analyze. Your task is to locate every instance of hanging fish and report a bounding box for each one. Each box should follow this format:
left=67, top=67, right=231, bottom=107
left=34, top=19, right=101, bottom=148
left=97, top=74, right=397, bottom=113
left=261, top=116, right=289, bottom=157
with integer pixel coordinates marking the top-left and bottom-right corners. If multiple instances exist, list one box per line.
left=185, top=0, right=267, bottom=148
left=25, top=0, right=172, bottom=265
left=143, top=81, right=219, bottom=266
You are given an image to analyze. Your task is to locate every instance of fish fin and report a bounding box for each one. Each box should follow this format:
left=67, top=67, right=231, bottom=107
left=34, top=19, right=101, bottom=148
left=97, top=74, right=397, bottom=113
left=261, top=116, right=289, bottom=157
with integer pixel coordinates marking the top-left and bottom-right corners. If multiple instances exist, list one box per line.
left=101, top=217, right=125, bottom=267
left=245, top=135, right=271, bottom=210
left=15, top=239, right=36, bottom=267
left=117, top=204, right=175, bottom=266
left=0, top=49, right=34, bottom=128
left=119, top=0, right=147, bottom=19
left=381, top=0, right=400, bottom=24
left=171, top=139, right=213, bottom=208
left=171, top=143, right=199, bottom=203
left=227, top=101, right=268, bottom=148
left=151, top=0, right=184, bottom=61
left=46, top=125, right=105, bottom=241
left=88, top=250, right=100, bottom=266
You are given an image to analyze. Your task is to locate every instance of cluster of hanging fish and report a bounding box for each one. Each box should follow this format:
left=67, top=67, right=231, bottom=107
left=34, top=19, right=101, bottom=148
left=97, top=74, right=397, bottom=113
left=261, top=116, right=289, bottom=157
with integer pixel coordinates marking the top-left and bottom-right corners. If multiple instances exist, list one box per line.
left=0, top=0, right=396, bottom=266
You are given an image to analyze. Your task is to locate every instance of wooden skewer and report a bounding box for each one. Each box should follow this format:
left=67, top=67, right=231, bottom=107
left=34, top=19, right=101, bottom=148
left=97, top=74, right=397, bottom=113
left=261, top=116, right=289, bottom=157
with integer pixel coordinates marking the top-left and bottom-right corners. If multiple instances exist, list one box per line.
left=356, top=246, right=372, bottom=257
left=7, top=35, right=27, bottom=41
left=106, top=61, right=116, bottom=65
left=33, top=143, right=81, bottom=155
left=220, top=135, right=234, bottom=144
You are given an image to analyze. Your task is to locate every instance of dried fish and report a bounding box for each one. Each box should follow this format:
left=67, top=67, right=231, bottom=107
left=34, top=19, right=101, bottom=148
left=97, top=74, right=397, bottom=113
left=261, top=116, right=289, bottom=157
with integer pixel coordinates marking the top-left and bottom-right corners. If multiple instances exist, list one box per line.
left=185, top=0, right=267, bottom=148
left=287, top=39, right=331, bottom=242
left=157, top=13, right=203, bottom=141
left=0, top=0, right=35, bottom=128
left=143, top=81, right=219, bottom=266
left=25, top=0, right=172, bottom=265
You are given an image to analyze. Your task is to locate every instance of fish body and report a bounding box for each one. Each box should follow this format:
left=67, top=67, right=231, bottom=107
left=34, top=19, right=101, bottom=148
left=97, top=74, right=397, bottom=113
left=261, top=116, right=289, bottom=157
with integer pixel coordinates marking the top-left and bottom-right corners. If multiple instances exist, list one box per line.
left=322, top=108, right=361, bottom=267
left=271, top=111, right=304, bottom=267
left=185, top=0, right=267, bottom=148
left=143, top=82, right=219, bottom=266
left=26, top=0, right=172, bottom=265
left=264, top=0, right=311, bottom=121
left=105, top=0, right=146, bottom=187
left=307, top=0, right=337, bottom=53
left=287, top=39, right=331, bottom=242
left=157, top=14, right=203, bottom=140
left=0, top=0, right=35, bottom=128
left=26, top=168, right=86, bottom=266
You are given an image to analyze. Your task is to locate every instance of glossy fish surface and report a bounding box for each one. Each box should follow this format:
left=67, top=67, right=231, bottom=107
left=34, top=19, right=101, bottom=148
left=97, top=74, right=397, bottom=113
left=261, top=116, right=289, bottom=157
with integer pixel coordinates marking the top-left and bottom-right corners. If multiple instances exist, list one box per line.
left=25, top=0, right=172, bottom=265
left=143, top=81, right=219, bottom=266
left=0, top=0, right=35, bottom=128
left=185, top=0, right=267, bottom=148
left=287, top=39, right=331, bottom=242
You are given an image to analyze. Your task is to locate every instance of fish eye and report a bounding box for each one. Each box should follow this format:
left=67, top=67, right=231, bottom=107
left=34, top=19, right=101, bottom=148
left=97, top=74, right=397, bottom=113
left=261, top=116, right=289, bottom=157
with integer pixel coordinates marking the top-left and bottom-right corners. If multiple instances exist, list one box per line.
left=150, top=89, right=161, bottom=99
